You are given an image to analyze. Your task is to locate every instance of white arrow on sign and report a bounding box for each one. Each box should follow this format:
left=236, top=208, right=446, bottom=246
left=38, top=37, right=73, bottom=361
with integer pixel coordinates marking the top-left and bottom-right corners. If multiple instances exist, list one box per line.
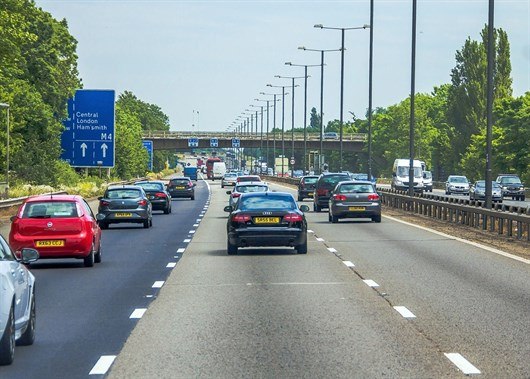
left=101, top=143, right=108, bottom=158
left=80, top=142, right=87, bottom=157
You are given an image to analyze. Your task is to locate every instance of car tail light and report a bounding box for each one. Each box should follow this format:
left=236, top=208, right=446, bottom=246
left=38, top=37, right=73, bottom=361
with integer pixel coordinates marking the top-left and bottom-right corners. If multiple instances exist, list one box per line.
left=100, top=200, right=110, bottom=206
left=187, top=182, right=193, bottom=188
left=283, top=213, right=303, bottom=222
left=138, top=199, right=148, bottom=206
left=155, top=192, right=167, bottom=198
left=232, top=214, right=251, bottom=223
left=232, top=193, right=241, bottom=198
left=317, top=189, right=328, bottom=196
left=368, top=193, right=380, bottom=201
left=300, top=182, right=305, bottom=189
left=333, top=194, right=347, bottom=201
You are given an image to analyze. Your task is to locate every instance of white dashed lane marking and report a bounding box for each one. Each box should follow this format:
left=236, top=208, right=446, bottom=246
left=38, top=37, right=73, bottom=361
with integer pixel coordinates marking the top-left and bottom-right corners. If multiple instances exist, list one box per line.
left=363, top=279, right=379, bottom=287
left=183, top=239, right=191, bottom=243
left=193, top=223, right=199, bottom=227
left=189, top=230, right=195, bottom=234
left=343, top=261, right=355, bottom=268
left=316, top=237, right=324, bottom=242
left=89, top=355, right=117, bottom=375
left=393, top=306, right=416, bottom=318
left=177, top=248, right=185, bottom=253
left=166, top=262, right=177, bottom=268
left=152, top=281, right=165, bottom=288
left=444, top=353, right=481, bottom=375
left=327, top=247, right=337, bottom=253
left=129, top=308, right=147, bottom=319
left=307, top=229, right=314, bottom=233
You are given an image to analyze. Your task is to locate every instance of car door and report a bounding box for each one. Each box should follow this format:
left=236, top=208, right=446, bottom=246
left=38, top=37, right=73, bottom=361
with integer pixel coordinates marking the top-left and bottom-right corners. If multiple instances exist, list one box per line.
left=0, top=236, right=30, bottom=323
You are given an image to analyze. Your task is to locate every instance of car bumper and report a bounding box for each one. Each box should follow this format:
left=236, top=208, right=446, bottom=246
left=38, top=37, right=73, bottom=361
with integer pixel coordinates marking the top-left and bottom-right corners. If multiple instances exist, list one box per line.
left=228, top=227, right=306, bottom=248
left=330, top=203, right=381, bottom=219
left=149, top=200, right=169, bottom=210
left=315, top=196, right=331, bottom=208
left=169, top=190, right=194, bottom=198
left=98, top=210, right=150, bottom=223
left=502, top=190, right=524, bottom=196
left=298, top=189, right=315, bottom=198
left=11, top=235, right=93, bottom=259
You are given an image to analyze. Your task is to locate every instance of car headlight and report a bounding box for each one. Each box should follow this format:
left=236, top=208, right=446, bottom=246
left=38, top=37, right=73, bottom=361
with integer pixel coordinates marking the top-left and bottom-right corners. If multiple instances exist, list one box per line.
left=395, top=180, right=403, bottom=185
left=502, top=186, right=508, bottom=190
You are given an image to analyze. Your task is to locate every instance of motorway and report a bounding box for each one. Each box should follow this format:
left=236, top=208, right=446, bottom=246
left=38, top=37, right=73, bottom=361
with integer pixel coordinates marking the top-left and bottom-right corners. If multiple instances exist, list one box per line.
left=1, top=179, right=529, bottom=378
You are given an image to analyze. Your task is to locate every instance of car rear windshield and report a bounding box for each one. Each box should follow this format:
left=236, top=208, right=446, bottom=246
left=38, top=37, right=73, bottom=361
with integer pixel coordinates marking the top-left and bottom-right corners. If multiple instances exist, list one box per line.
left=239, top=176, right=260, bottom=182
left=236, top=185, right=268, bottom=193
left=22, top=201, right=79, bottom=218
left=339, top=184, right=375, bottom=193
left=136, top=182, right=164, bottom=191
left=319, top=175, right=349, bottom=189
left=106, top=189, right=142, bottom=199
left=170, top=179, right=190, bottom=185
left=239, top=196, right=296, bottom=211
left=303, top=177, right=318, bottom=184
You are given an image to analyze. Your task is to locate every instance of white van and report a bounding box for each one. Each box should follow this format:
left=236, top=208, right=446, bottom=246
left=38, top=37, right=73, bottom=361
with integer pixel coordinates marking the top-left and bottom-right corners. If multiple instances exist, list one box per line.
left=391, top=159, right=424, bottom=192
left=212, top=161, right=227, bottom=180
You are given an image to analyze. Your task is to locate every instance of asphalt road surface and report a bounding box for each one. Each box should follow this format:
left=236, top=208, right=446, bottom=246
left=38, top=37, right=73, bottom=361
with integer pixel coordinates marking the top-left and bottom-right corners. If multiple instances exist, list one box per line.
left=105, top=180, right=529, bottom=378
left=0, top=179, right=209, bottom=379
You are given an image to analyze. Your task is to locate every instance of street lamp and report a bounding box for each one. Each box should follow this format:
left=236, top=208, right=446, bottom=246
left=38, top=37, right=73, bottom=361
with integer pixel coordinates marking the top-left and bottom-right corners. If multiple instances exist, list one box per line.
left=267, top=84, right=291, bottom=176
left=314, top=23, right=370, bottom=171
left=298, top=46, right=342, bottom=173
left=260, top=92, right=284, bottom=176
left=0, top=103, right=9, bottom=198
left=285, top=61, right=323, bottom=173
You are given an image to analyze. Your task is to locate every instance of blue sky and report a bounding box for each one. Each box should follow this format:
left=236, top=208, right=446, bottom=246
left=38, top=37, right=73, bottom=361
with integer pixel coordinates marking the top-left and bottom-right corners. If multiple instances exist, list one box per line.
left=35, top=0, right=530, bottom=132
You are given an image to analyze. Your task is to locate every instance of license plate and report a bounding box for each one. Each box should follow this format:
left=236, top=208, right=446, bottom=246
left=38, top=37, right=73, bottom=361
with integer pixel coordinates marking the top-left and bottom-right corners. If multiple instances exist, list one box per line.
left=176, top=186, right=185, bottom=189
left=308, top=192, right=313, bottom=196
left=254, top=217, right=280, bottom=224
left=348, top=206, right=365, bottom=211
left=115, top=212, right=132, bottom=217
left=35, top=240, right=64, bottom=247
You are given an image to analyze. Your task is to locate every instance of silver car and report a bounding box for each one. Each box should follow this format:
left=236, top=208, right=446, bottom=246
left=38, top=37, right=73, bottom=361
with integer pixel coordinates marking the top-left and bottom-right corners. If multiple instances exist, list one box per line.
left=470, top=181, right=503, bottom=202
left=0, top=235, right=39, bottom=365
left=445, top=175, right=470, bottom=195
left=226, top=182, right=269, bottom=208
left=221, top=172, right=238, bottom=188
left=328, top=181, right=382, bottom=223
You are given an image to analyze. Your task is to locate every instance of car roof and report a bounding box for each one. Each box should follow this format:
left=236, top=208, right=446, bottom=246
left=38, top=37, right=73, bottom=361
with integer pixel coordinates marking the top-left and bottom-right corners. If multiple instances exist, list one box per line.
left=337, top=180, right=374, bottom=185
left=236, top=182, right=268, bottom=187
left=239, top=191, right=293, bottom=199
left=106, top=184, right=144, bottom=190
left=24, top=194, right=82, bottom=203
left=170, top=177, right=191, bottom=180
left=302, top=175, right=319, bottom=179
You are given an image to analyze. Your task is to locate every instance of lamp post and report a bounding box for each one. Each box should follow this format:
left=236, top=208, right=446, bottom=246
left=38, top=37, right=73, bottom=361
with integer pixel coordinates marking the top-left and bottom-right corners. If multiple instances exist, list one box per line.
left=408, top=0, right=417, bottom=197
left=267, top=84, right=290, bottom=176
left=0, top=103, right=9, bottom=198
left=298, top=46, right=342, bottom=173
left=367, top=0, right=375, bottom=181
left=260, top=92, right=283, bottom=176
left=255, top=99, right=279, bottom=175
left=314, top=23, right=370, bottom=171
left=285, top=62, right=322, bottom=173
left=485, top=0, right=494, bottom=209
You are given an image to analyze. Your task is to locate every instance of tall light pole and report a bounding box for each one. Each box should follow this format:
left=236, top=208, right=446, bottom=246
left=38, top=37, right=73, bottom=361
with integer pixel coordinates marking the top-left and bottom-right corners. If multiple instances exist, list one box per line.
left=408, top=0, right=417, bottom=197
left=368, top=0, right=375, bottom=181
left=298, top=46, right=342, bottom=173
left=485, top=0, right=495, bottom=209
left=314, top=23, right=370, bottom=171
left=261, top=92, right=283, bottom=175
left=285, top=62, right=322, bottom=173
left=275, top=75, right=303, bottom=177
left=0, top=103, right=9, bottom=198
left=267, top=84, right=290, bottom=176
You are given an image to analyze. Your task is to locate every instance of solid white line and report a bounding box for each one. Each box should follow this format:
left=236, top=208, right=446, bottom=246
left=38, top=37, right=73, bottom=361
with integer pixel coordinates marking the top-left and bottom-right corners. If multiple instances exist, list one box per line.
left=343, top=261, right=355, bottom=268
left=183, top=239, right=191, bottom=243
left=177, top=248, right=185, bottom=253
left=193, top=223, right=199, bottom=227
left=327, top=247, right=337, bottom=253
left=189, top=230, right=196, bottom=234
left=89, top=355, right=117, bottom=375
left=166, top=262, right=176, bottom=268
left=152, top=281, right=165, bottom=288
left=393, top=306, right=416, bottom=318
left=363, top=279, right=379, bottom=287
left=384, top=214, right=530, bottom=265
left=444, top=353, right=481, bottom=375
left=316, top=237, right=324, bottom=242
left=129, top=308, right=147, bottom=319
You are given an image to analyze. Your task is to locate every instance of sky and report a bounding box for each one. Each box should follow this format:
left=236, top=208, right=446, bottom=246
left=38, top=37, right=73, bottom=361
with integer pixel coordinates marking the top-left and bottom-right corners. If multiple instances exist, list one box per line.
left=35, top=0, right=530, bottom=132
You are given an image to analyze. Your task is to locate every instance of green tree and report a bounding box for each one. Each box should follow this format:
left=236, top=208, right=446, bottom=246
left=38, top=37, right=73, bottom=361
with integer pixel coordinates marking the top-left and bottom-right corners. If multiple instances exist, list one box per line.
left=308, top=107, right=320, bottom=132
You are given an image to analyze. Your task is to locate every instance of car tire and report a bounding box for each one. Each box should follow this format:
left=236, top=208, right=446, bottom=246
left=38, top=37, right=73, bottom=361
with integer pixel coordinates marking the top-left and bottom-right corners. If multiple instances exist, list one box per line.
left=163, top=206, right=170, bottom=214
left=227, top=240, right=238, bottom=255
left=18, top=293, right=35, bottom=346
left=296, top=241, right=308, bottom=254
left=143, top=219, right=150, bottom=229
left=331, top=215, right=339, bottom=223
left=95, top=242, right=102, bottom=263
left=314, top=203, right=321, bottom=212
left=298, top=195, right=303, bottom=202
left=372, top=215, right=382, bottom=223
left=191, top=196, right=195, bottom=200
left=0, top=304, right=15, bottom=365
left=221, top=184, right=224, bottom=188
left=84, top=246, right=95, bottom=267
left=328, top=213, right=332, bottom=222
left=99, top=221, right=108, bottom=230
left=521, top=195, right=526, bottom=201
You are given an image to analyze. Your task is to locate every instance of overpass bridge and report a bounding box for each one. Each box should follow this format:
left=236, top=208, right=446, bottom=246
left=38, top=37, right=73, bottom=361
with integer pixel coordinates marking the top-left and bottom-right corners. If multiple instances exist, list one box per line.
left=142, top=131, right=366, bottom=152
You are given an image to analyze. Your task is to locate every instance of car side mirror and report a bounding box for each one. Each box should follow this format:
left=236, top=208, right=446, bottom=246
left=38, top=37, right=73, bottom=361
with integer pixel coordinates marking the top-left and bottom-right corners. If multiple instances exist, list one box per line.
left=299, top=205, right=310, bottom=212
left=226, top=190, right=232, bottom=195
left=223, top=205, right=233, bottom=213
left=10, top=215, right=17, bottom=222
left=20, top=248, right=39, bottom=264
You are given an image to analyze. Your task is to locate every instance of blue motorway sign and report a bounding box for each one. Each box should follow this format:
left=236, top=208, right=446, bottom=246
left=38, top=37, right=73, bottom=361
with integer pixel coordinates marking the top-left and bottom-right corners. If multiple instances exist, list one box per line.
left=232, top=138, right=240, bottom=148
left=188, top=138, right=199, bottom=147
left=61, top=89, right=115, bottom=167
left=210, top=138, right=218, bottom=147
left=142, top=140, right=153, bottom=171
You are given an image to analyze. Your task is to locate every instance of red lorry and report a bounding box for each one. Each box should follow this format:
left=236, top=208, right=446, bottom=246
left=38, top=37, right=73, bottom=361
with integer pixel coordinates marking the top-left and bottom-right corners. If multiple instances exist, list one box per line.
left=205, top=157, right=221, bottom=179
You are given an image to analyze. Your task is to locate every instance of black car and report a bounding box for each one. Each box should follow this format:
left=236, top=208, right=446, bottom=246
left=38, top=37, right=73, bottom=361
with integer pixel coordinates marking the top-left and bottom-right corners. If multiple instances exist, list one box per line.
left=496, top=174, right=525, bottom=201
left=313, top=172, right=350, bottom=212
left=297, top=175, right=319, bottom=201
left=97, top=185, right=153, bottom=229
left=167, top=177, right=196, bottom=200
left=135, top=180, right=172, bottom=214
left=224, top=192, right=310, bottom=255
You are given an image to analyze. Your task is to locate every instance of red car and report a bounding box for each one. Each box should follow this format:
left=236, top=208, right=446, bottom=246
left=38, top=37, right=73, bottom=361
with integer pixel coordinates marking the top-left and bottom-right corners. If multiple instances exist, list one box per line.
left=9, top=195, right=102, bottom=267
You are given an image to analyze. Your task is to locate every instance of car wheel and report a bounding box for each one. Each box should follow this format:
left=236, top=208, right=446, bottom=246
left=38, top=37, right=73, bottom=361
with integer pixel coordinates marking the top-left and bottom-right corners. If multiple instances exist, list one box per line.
left=227, top=240, right=238, bottom=255
left=191, top=196, right=195, bottom=200
left=372, top=215, right=382, bottom=223
left=163, top=206, right=170, bottom=214
left=296, top=241, right=308, bottom=254
left=95, top=242, right=102, bottom=263
left=328, top=213, right=332, bottom=222
left=143, top=219, right=150, bottom=229
left=314, top=203, right=321, bottom=212
left=331, top=215, right=339, bottom=223
left=18, top=293, right=36, bottom=346
left=0, top=304, right=15, bottom=365
left=298, top=195, right=303, bottom=202
left=521, top=195, right=526, bottom=201
left=84, top=246, right=95, bottom=267
left=98, top=221, right=108, bottom=230
left=221, top=184, right=224, bottom=188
